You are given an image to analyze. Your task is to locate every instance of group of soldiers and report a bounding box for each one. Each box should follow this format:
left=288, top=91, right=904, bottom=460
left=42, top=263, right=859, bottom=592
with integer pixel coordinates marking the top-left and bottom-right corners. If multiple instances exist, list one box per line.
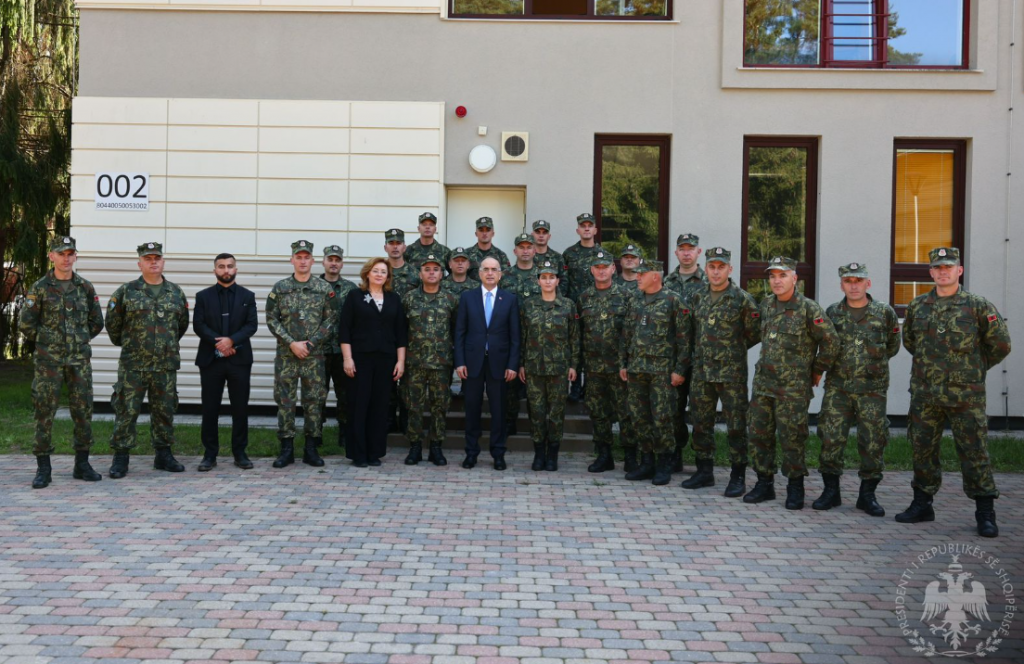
left=21, top=213, right=1011, bottom=538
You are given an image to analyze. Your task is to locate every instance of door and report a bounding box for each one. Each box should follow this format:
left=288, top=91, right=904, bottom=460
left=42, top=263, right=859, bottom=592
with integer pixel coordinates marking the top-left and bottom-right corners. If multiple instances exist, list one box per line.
left=445, top=187, right=527, bottom=253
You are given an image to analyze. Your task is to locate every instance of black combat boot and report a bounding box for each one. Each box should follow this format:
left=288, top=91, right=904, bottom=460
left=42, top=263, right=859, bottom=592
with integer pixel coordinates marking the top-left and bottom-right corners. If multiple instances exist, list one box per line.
left=672, top=442, right=684, bottom=473
left=855, top=479, right=884, bottom=516
left=303, top=438, right=325, bottom=467
left=894, top=487, right=935, bottom=523
left=532, top=444, right=546, bottom=471
left=743, top=474, right=775, bottom=503
left=812, top=473, right=842, bottom=510
left=427, top=442, right=447, bottom=466
left=73, top=451, right=102, bottom=482
left=233, top=448, right=254, bottom=470
left=785, top=476, right=805, bottom=510
left=109, top=451, right=130, bottom=479
left=680, top=459, right=715, bottom=489
left=975, top=497, right=998, bottom=538
left=724, top=464, right=746, bottom=498
left=273, top=438, right=295, bottom=468
left=588, top=444, right=615, bottom=473
left=154, top=448, right=185, bottom=472
left=625, top=452, right=655, bottom=481
left=623, top=447, right=638, bottom=474
left=652, top=452, right=673, bottom=486
left=405, top=443, right=423, bottom=466
left=32, top=456, right=52, bottom=489
left=545, top=441, right=560, bottom=472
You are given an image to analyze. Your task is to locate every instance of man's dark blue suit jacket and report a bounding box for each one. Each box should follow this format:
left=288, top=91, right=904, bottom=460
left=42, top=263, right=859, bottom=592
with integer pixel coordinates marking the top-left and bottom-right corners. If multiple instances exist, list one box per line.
left=454, top=286, right=521, bottom=379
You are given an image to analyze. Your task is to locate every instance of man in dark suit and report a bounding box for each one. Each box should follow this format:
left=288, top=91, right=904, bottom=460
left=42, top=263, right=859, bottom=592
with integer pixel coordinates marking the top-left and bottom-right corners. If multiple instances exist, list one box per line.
left=193, top=253, right=259, bottom=470
left=455, top=256, right=521, bottom=470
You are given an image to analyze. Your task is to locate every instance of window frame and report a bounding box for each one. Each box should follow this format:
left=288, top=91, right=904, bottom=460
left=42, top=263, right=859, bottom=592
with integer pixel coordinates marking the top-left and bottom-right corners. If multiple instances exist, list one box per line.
left=889, top=139, right=966, bottom=315
left=740, top=136, right=819, bottom=299
left=448, top=0, right=673, bottom=20
left=742, top=0, right=971, bottom=70
left=593, top=134, right=672, bottom=268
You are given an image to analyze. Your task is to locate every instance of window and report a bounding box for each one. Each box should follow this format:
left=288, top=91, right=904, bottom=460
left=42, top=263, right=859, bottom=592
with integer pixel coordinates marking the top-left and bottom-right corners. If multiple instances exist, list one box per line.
left=744, top=0, right=969, bottom=68
left=450, top=0, right=670, bottom=19
left=594, top=135, right=671, bottom=265
left=890, top=140, right=965, bottom=312
left=741, top=137, right=818, bottom=299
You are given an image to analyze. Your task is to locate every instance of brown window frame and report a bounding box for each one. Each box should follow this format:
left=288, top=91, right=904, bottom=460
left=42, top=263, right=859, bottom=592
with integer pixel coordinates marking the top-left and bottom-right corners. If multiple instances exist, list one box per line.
left=593, top=134, right=672, bottom=267
left=743, top=0, right=971, bottom=70
left=740, top=136, right=819, bottom=299
left=449, top=0, right=673, bottom=20
left=889, top=139, right=966, bottom=315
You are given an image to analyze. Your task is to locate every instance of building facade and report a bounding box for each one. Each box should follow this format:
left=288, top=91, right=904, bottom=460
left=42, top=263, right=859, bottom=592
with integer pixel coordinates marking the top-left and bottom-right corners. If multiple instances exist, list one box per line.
left=70, top=0, right=1022, bottom=417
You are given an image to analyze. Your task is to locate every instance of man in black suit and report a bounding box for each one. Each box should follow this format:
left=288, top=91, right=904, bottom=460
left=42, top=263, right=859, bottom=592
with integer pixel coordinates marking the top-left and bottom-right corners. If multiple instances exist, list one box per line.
left=193, top=253, right=259, bottom=470
left=455, top=256, right=521, bottom=470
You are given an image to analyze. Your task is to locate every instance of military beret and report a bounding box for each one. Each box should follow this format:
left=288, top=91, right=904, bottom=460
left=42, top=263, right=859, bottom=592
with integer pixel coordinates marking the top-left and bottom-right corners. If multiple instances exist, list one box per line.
left=532, top=219, right=551, bottom=232
left=418, top=211, right=437, bottom=224
left=705, top=247, right=731, bottom=264
left=420, top=253, right=442, bottom=267
left=50, top=236, right=76, bottom=253
left=475, top=217, right=494, bottom=230
left=676, top=233, right=699, bottom=247
left=576, top=213, right=596, bottom=225
left=450, top=247, right=470, bottom=260
left=635, top=258, right=663, bottom=274
left=929, top=247, right=960, bottom=267
left=138, top=241, right=163, bottom=257
left=619, top=244, right=642, bottom=258
left=385, top=228, right=405, bottom=243
left=838, top=262, right=868, bottom=278
left=538, top=260, right=560, bottom=276
left=591, top=251, right=614, bottom=267
left=323, top=245, right=344, bottom=259
left=514, top=233, right=534, bottom=246
left=765, top=256, right=797, bottom=272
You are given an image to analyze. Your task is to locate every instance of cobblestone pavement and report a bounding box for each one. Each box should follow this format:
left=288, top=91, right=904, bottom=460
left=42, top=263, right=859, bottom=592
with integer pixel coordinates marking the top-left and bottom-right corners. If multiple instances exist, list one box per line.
left=1, top=453, right=1021, bottom=664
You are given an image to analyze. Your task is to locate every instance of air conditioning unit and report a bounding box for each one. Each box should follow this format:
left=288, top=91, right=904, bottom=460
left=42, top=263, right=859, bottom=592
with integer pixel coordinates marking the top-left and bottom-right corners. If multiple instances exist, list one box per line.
left=501, top=132, right=529, bottom=162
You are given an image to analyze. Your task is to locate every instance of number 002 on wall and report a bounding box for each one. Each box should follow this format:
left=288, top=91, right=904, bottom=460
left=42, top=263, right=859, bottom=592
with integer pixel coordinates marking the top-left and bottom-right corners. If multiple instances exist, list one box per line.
left=94, top=172, right=149, bottom=211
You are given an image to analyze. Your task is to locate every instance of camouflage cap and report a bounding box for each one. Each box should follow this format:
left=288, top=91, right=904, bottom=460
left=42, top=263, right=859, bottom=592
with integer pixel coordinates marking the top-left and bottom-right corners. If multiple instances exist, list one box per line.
left=676, top=233, right=699, bottom=247
left=929, top=247, right=960, bottom=267
left=705, top=246, right=731, bottom=264
left=765, top=256, right=797, bottom=272
left=50, top=235, right=77, bottom=253
left=475, top=217, right=494, bottom=230
left=323, top=244, right=344, bottom=259
left=590, top=250, right=614, bottom=267
left=385, top=228, right=405, bottom=243
left=138, top=241, right=164, bottom=257
left=576, top=213, right=596, bottom=226
left=291, top=240, right=313, bottom=255
left=635, top=258, right=663, bottom=274
left=532, top=219, right=551, bottom=232
left=420, top=253, right=443, bottom=267
left=619, top=243, right=642, bottom=258
left=450, top=246, right=470, bottom=260
left=538, top=260, right=560, bottom=276
left=514, top=233, right=534, bottom=246
left=418, top=211, right=437, bottom=224
left=838, top=262, right=868, bottom=278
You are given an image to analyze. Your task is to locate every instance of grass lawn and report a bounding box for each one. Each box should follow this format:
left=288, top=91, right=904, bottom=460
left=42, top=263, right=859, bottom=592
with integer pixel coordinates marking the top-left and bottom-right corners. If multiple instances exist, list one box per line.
left=1, top=360, right=1022, bottom=471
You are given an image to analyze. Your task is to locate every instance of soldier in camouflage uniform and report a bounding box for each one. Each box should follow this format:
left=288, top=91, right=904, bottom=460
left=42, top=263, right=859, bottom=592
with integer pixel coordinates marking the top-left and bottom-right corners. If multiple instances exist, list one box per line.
left=106, top=242, right=191, bottom=479
left=266, top=240, right=334, bottom=469
left=744, top=256, right=840, bottom=510
left=401, top=254, right=459, bottom=467
left=814, top=262, right=900, bottom=515
left=680, top=248, right=761, bottom=497
left=531, top=219, right=567, bottom=297
left=20, top=236, right=105, bottom=488
left=442, top=246, right=481, bottom=297
left=320, top=245, right=357, bottom=453
left=614, top=244, right=642, bottom=292
left=404, top=212, right=451, bottom=275
left=619, top=259, right=692, bottom=486
left=563, top=213, right=604, bottom=403
left=519, top=260, right=579, bottom=471
left=466, top=217, right=511, bottom=281
left=578, top=250, right=635, bottom=473
left=897, top=247, right=1011, bottom=538
left=502, top=234, right=542, bottom=436
left=385, top=229, right=418, bottom=433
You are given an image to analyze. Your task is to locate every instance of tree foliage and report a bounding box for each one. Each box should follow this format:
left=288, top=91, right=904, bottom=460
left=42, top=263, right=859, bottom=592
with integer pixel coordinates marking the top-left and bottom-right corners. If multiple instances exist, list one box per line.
left=598, top=145, right=660, bottom=260
left=746, top=146, right=807, bottom=263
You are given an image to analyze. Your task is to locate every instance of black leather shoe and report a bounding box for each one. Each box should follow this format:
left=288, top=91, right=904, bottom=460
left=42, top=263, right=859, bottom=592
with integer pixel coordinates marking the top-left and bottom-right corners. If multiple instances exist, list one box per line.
left=462, top=455, right=477, bottom=469
left=109, top=451, right=130, bottom=479
left=198, top=456, right=217, bottom=472
left=493, top=456, right=507, bottom=471
left=352, top=460, right=368, bottom=468
left=233, top=451, right=254, bottom=469
left=154, top=449, right=185, bottom=473
left=368, top=459, right=381, bottom=467
left=72, top=451, right=102, bottom=482
left=32, top=456, right=52, bottom=489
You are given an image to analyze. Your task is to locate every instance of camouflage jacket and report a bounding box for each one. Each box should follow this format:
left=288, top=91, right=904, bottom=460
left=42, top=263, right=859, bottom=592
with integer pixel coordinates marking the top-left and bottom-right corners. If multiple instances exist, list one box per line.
left=390, top=262, right=421, bottom=298
left=404, top=239, right=451, bottom=275
left=903, top=288, right=1011, bottom=400
left=664, top=265, right=706, bottom=299
left=753, top=292, right=840, bottom=400
left=442, top=276, right=481, bottom=297
left=503, top=265, right=542, bottom=302
left=19, top=270, right=104, bottom=365
left=319, top=274, right=357, bottom=354
left=266, top=275, right=333, bottom=358
left=824, top=296, right=901, bottom=394
left=534, top=247, right=568, bottom=296
left=402, top=285, right=459, bottom=370
left=577, top=282, right=632, bottom=374
left=562, top=241, right=604, bottom=301
left=688, top=280, right=761, bottom=384
left=106, top=277, right=190, bottom=371
left=613, top=273, right=640, bottom=294
left=519, top=295, right=580, bottom=376
left=620, top=287, right=692, bottom=376
left=466, top=244, right=511, bottom=281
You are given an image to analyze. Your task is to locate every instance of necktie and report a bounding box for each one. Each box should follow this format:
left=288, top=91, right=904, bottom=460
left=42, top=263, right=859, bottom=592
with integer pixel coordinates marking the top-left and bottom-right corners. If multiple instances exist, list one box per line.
left=220, top=288, right=231, bottom=337
left=485, top=291, right=493, bottom=327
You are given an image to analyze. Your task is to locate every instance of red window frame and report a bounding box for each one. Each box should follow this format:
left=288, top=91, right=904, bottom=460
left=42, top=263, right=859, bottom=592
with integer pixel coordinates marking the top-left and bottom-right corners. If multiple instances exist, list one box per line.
left=448, top=0, right=673, bottom=20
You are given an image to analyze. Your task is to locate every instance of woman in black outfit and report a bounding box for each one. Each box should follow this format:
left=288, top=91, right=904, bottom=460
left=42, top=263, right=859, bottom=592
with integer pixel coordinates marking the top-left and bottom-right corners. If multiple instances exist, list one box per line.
left=339, top=258, right=408, bottom=467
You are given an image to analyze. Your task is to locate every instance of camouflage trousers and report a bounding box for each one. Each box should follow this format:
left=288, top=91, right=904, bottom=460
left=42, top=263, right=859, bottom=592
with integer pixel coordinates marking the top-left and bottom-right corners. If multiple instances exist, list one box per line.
left=322, top=353, right=348, bottom=428
left=526, top=374, right=569, bottom=445
left=627, top=372, right=676, bottom=454
left=689, top=378, right=748, bottom=465
left=110, top=367, right=178, bottom=452
left=673, top=373, right=691, bottom=448
left=275, top=354, right=326, bottom=441
left=32, top=361, right=94, bottom=456
left=817, top=387, right=888, bottom=480
left=584, top=371, right=634, bottom=451
left=401, top=366, right=452, bottom=445
left=909, top=394, right=998, bottom=499
left=749, top=393, right=810, bottom=479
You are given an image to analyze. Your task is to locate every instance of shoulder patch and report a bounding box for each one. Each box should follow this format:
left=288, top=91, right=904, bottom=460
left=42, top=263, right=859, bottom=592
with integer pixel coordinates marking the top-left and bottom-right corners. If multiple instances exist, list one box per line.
left=682, top=309, right=690, bottom=315
left=94, top=295, right=100, bottom=302
left=574, top=313, right=580, bottom=319
left=751, top=312, right=760, bottom=318
left=814, top=317, right=825, bottom=325
left=268, top=292, right=276, bottom=299
left=328, top=291, right=336, bottom=298
left=988, top=314, right=999, bottom=323
left=893, top=326, right=900, bottom=333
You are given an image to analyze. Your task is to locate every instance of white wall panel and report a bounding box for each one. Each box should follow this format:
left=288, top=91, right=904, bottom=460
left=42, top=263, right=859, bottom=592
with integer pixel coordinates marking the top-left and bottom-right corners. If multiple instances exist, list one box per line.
left=350, top=128, right=439, bottom=155
left=259, top=153, right=349, bottom=180
left=349, top=155, right=439, bottom=181
left=351, top=102, right=441, bottom=129
left=166, top=177, right=258, bottom=204
left=346, top=231, right=396, bottom=259
left=72, top=97, right=167, bottom=125
left=259, top=101, right=350, bottom=128
left=73, top=226, right=167, bottom=254
left=348, top=206, right=437, bottom=233
left=258, top=179, right=348, bottom=206
left=166, top=203, right=257, bottom=229
left=167, top=228, right=257, bottom=255
left=71, top=124, right=168, bottom=151
left=258, top=204, right=348, bottom=231
left=259, top=128, right=350, bottom=154
left=168, top=151, right=258, bottom=178
left=70, top=201, right=167, bottom=229
left=257, top=231, right=350, bottom=256
left=169, top=99, right=259, bottom=125
left=349, top=180, right=439, bottom=206
left=72, top=150, right=168, bottom=176
left=168, top=126, right=258, bottom=152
